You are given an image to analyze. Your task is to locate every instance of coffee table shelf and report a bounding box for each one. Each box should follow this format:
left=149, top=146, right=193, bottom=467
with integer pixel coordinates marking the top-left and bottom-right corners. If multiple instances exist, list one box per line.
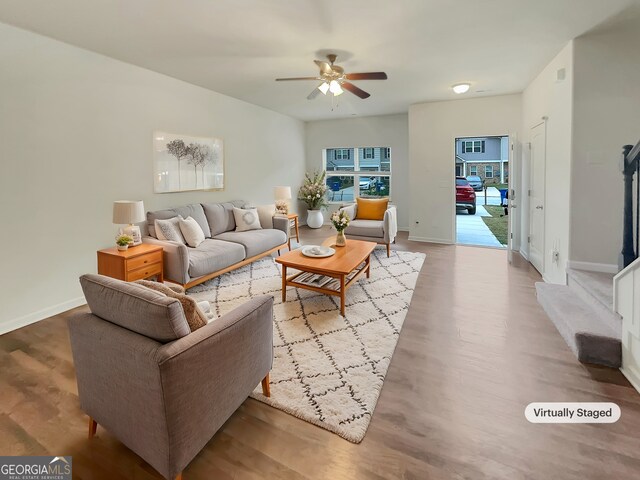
left=276, top=239, right=376, bottom=316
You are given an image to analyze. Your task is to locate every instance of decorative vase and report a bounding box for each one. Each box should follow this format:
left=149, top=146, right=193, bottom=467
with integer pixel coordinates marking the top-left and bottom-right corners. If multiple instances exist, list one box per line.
left=117, top=245, right=128, bottom=252
left=335, top=230, right=346, bottom=247
left=306, top=209, right=323, bottom=229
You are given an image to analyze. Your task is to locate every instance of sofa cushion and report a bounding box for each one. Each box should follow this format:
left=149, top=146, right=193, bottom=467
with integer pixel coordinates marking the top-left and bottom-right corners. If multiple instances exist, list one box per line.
left=187, top=239, right=246, bottom=278
left=202, top=201, right=246, bottom=236
left=214, top=229, right=286, bottom=258
left=233, top=207, right=262, bottom=232
left=135, top=280, right=207, bottom=332
left=155, top=217, right=185, bottom=244
left=345, top=219, right=384, bottom=238
left=79, top=274, right=190, bottom=343
left=257, top=204, right=276, bottom=229
left=148, top=204, right=211, bottom=238
left=356, top=198, right=388, bottom=221
left=179, top=216, right=206, bottom=248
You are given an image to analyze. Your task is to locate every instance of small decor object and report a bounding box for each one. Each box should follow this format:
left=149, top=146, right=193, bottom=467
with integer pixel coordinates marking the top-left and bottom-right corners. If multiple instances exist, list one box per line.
left=153, top=131, right=224, bottom=193
left=298, top=171, right=328, bottom=229
left=330, top=210, right=350, bottom=247
left=113, top=200, right=145, bottom=246
left=300, top=245, right=335, bottom=258
left=115, top=234, right=134, bottom=251
left=274, top=186, right=292, bottom=215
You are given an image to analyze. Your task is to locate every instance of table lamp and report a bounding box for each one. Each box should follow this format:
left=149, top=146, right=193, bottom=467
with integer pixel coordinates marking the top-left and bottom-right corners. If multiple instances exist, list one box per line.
left=274, top=186, right=292, bottom=215
left=113, top=200, right=145, bottom=246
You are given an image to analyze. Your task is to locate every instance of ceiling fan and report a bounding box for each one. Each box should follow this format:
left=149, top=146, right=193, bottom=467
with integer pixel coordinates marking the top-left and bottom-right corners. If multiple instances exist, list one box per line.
left=276, top=54, right=387, bottom=100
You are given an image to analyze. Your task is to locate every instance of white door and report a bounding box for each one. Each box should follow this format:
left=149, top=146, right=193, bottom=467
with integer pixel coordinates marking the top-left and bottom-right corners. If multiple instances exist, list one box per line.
left=529, top=123, right=546, bottom=274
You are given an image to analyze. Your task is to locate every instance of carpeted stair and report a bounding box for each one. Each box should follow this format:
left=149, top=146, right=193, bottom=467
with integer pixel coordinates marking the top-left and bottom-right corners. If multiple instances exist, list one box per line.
left=535, top=268, right=621, bottom=368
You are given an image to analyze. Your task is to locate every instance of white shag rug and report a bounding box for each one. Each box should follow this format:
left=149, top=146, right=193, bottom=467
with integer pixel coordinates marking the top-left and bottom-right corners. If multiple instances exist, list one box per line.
left=188, top=248, right=425, bottom=443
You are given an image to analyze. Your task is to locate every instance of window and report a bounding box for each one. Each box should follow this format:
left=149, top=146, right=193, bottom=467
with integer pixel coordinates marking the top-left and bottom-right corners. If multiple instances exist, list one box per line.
left=455, top=165, right=462, bottom=176
left=469, top=165, right=478, bottom=176
left=324, top=147, right=391, bottom=202
left=462, top=140, right=485, bottom=153
left=485, top=165, right=493, bottom=178
left=335, top=149, right=350, bottom=160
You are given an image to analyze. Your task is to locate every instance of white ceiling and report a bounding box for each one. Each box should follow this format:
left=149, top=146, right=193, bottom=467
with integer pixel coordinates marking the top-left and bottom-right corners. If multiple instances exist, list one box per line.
left=0, top=0, right=636, bottom=121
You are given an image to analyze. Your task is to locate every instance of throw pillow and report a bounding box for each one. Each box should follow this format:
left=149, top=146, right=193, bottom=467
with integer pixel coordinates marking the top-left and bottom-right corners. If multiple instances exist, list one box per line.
left=256, top=204, right=276, bottom=229
left=135, top=280, right=207, bottom=332
left=356, top=198, right=389, bottom=221
left=233, top=207, right=262, bottom=232
left=155, top=217, right=185, bottom=244
left=179, top=216, right=205, bottom=247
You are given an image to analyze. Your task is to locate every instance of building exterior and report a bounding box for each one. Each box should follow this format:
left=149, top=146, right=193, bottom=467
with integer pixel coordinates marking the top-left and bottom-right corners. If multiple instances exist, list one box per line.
left=455, top=136, right=509, bottom=184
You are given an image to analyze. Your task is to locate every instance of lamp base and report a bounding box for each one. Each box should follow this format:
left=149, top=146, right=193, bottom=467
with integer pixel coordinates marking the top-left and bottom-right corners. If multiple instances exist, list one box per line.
left=123, top=225, right=142, bottom=246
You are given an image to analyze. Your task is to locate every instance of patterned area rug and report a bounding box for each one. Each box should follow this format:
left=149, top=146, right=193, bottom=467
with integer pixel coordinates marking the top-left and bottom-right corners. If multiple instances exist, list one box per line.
left=188, top=247, right=425, bottom=443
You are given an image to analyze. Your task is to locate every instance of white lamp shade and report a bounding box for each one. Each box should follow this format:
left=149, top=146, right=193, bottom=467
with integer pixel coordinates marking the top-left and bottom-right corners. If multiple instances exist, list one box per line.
left=113, top=200, right=145, bottom=224
left=273, top=186, right=292, bottom=200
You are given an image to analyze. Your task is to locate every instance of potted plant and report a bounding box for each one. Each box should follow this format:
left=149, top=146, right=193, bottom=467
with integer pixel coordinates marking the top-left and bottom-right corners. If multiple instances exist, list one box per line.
left=330, top=209, right=350, bottom=247
left=116, top=234, right=134, bottom=251
left=298, top=171, right=328, bottom=229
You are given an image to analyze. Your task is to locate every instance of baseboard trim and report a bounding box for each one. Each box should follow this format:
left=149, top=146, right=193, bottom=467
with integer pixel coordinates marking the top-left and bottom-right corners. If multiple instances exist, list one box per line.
left=0, top=296, right=86, bottom=336
left=621, top=366, right=640, bottom=395
left=408, top=235, right=453, bottom=244
left=568, top=261, right=619, bottom=274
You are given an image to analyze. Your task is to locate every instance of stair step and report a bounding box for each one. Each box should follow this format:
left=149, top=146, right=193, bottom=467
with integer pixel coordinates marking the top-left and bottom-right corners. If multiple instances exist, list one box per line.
left=535, top=282, right=621, bottom=368
left=566, top=268, right=621, bottom=332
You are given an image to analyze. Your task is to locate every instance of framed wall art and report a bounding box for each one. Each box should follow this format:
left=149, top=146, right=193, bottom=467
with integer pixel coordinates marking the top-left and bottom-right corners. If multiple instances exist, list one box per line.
left=153, top=131, right=224, bottom=193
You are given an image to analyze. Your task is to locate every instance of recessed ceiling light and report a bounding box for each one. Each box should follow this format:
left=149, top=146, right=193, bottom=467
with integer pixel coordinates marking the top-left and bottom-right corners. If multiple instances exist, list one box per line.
left=452, top=83, right=471, bottom=94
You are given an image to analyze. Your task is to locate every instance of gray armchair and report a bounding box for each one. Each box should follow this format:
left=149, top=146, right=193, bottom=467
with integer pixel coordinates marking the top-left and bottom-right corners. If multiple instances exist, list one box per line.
left=68, top=274, right=273, bottom=480
left=339, top=203, right=398, bottom=257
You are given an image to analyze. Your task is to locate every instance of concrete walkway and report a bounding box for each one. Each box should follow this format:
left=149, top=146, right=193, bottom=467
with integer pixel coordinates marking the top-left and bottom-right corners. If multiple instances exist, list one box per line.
left=456, top=205, right=504, bottom=248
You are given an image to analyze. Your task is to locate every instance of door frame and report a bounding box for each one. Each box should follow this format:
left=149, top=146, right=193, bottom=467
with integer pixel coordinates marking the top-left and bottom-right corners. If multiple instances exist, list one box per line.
left=453, top=134, right=515, bottom=250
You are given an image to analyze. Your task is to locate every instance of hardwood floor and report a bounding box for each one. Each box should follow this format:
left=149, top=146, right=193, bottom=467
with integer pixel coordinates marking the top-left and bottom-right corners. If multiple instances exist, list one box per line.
left=2, top=228, right=639, bottom=479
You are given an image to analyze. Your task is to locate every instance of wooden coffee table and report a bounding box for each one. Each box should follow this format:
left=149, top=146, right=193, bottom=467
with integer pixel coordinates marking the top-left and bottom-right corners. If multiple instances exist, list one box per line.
left=275, top=238, right=377, bottom=316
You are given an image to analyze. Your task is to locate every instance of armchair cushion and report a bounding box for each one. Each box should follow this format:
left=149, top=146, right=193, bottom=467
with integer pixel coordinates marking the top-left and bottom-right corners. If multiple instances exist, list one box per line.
left=80, top=274, right=190, bottom=342
left=345, top=219, right=385, bottom=238
left=355, top=198, right=389, bottom=220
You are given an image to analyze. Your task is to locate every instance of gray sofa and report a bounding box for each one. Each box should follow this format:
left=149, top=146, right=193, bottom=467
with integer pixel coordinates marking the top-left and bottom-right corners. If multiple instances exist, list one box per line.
left=69, top=274, right=273, bottom=480
left=144, top=200, right=288, bottom=288
left=339, top=203, right=398, bottom=257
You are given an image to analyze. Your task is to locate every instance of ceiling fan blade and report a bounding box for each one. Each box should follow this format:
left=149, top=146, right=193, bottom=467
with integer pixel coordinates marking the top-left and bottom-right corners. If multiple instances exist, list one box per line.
left=341, top=81, right=371, bottom=99
left=275, top=77, right=319, bottom=81
left=307, top=86, right=322, bottom=100
left=345, top=72, right=388, bottom=80
left=314, top=60, right=333, bottom=75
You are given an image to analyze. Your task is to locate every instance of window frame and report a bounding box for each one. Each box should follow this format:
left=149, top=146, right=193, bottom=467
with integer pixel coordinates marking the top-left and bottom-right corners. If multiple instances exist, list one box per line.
left=484, top=165, right=493, bottom=178
left=323, top=147, right=392, bottom=204
left=469, top=165, right=478, bottom=176
left=462, top=140, right=485, bottom=153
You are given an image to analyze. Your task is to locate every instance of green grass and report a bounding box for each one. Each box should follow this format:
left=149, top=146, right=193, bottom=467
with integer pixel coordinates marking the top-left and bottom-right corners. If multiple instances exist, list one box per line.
left=482, top=205, right=508, bottom=245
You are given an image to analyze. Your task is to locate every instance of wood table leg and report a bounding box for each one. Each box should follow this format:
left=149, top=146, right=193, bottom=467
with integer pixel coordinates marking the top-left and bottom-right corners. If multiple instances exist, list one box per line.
left=261, top=373, right=271, bottom=397
left=294, top=217, right=300, bottom=246
left=340, top=274, right=346, bottom=316
left=88, top=417, right=97, bottom=439
left=386, top=243, right=391, bottom=257
left=281, top=265, right=287, bottom=302
left=366, top=256, right=371, bottom=278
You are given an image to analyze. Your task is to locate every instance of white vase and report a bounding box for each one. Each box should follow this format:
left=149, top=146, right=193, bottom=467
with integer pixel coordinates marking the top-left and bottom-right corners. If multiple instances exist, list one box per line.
left=306, top=209, right=323, bottom=229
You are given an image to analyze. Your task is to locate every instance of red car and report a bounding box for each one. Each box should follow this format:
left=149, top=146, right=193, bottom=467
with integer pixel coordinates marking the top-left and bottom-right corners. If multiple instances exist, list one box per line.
left=456, top=176, right=476, bottom=215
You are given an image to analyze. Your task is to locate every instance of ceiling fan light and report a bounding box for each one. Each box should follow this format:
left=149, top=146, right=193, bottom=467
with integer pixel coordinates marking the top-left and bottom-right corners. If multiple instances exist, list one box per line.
left=329, top=80, right=343, bottom=96
left=452, top=83, right=471, bottom=94
left=318, top=82, right=330, bottom=95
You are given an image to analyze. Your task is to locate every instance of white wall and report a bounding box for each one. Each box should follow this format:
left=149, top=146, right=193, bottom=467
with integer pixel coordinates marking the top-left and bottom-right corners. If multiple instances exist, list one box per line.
left=0, top=22, right=306, bottom=333
left=570, top=25, right=640, bottom=268
left=521, top=43, right=574, bottom=284
left=304, top=114, right=409, bottom=229
left=408, top=94, right=522, bottom=244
